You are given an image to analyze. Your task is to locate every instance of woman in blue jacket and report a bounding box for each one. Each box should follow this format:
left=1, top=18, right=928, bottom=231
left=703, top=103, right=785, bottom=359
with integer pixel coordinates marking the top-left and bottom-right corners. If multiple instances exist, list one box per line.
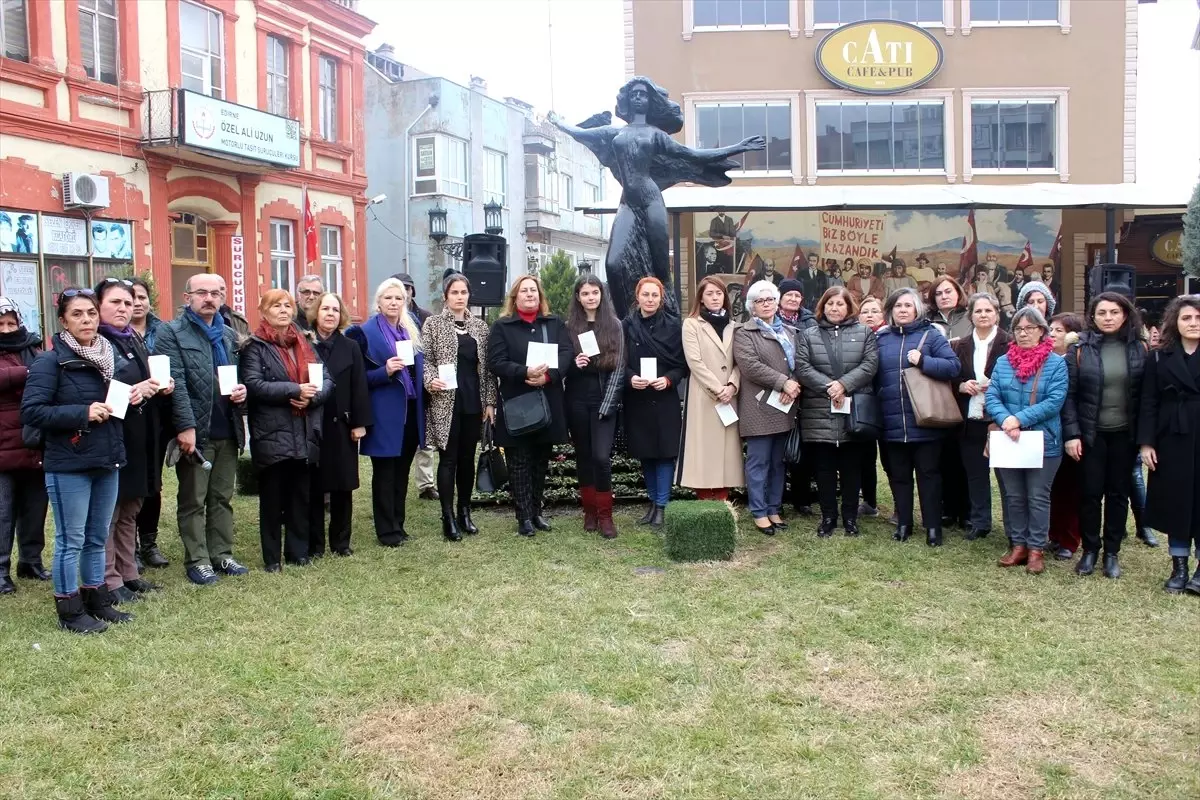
left=985, top=306, right=1068, bottom=575
left=21, top=289, right=139, bottom=634
left=874, top=288, right=961, bottom=545
left=347, top=278, right=425, bottom=547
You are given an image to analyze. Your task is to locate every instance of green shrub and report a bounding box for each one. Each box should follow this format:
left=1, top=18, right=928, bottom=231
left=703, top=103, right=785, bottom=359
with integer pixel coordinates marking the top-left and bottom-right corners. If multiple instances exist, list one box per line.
left=663, top=500, right=736, bottom=562
left=235, top=456, right=259, bottom=496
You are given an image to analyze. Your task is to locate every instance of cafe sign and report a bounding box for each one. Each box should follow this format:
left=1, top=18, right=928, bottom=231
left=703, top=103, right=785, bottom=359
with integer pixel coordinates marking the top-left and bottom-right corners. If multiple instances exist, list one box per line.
left=1149, top=228, right=1184, bottom=267
left=816, top=20, right=944, bottom=95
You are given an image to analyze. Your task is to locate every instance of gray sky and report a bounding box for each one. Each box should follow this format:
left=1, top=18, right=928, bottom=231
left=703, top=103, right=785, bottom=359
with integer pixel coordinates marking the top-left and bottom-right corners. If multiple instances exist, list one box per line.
left=359, top=0, right=1200, bottom=183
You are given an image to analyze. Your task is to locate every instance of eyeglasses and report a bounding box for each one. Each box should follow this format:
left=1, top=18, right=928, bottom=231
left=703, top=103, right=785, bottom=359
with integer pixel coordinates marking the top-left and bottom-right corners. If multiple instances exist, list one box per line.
left=188, top=289, right=225, bottom=299
left=298, top=289, right=323, bottom=297
left=753, top=297, right=778, bottom=305
left=61, top=288, right=96, bottom=299
left=1013, top=325, right=1042, bottom=335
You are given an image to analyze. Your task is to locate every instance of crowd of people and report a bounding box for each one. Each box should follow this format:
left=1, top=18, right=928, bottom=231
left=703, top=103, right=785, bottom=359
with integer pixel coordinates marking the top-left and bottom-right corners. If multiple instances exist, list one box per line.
left=1, top=265, right=1197, bottom=634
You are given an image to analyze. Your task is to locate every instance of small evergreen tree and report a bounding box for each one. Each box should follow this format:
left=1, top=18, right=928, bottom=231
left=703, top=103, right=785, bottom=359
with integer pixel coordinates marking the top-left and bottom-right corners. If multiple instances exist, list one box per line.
left=540, top=250, right=577, bottom=317
left=1184, top=179, right=1200, bottom=278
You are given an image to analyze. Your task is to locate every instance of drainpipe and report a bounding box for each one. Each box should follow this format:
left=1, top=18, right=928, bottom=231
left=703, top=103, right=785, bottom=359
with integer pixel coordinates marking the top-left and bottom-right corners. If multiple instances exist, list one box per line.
left=403, top=95, right=439, bottom=273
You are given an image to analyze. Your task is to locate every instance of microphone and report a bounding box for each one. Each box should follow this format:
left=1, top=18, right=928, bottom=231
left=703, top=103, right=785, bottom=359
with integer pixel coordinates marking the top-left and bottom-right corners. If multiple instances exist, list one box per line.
left=186, top=450, right=212, bottom=472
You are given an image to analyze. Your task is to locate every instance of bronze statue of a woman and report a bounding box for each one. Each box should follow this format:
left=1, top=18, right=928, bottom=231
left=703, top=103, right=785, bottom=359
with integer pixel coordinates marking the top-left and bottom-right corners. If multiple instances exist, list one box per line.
left=550, top=77, right=765, bottom=317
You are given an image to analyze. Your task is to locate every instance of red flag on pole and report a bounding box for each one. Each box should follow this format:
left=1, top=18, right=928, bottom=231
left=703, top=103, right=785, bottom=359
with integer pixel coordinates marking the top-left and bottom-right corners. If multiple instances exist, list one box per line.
left=1015, top=241, right=1033, bottom=272
left=787, top=244, right=804, bottom=278
left=957, top=209, right=978, bottom=283
left=1048, top=225, right=1062, bottom=269
left=303, top=187, right=318, bottom=265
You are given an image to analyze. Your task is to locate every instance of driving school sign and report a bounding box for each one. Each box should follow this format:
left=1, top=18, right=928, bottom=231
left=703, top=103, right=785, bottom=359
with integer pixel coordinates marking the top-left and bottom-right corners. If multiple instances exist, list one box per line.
left=816, top=20, right=943, bottom=95
left=230, top=235, right=246, bottom=313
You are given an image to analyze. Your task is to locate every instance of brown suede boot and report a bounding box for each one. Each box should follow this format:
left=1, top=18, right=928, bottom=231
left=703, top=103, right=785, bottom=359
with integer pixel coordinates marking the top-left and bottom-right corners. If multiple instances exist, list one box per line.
left=596, top=491, right=618, bottom=539
left=998, top=545, right=1029, bottom=567
left=580, top=486, right=598, bottom=532
left=1025, top=549, right=1045, bottom=574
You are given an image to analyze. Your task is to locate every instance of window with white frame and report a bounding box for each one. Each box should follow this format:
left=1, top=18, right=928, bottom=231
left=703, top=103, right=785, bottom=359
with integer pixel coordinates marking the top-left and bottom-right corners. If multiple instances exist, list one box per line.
left=318, top=55, right=338, bottom=140
left=319, top=225, right=342, bottom=295
left=78, top=0, right=118, bottom=84
left=693, top=0, right=788, bottom=28
left=587, top=182, right=601, bottom=204
left=484, top=149, right=507, bottom=206
left=696, top=102, right=791, bottom=173
left=1, top=0, right=28, bottom=62
left=265, top=35, right=289, bottom=116
left=970, top=99, right=1056, bottom=171
left=412, top=134, right=469, bottom=197
left=560, top=174, right=573, bottom=210
left=269, top=219, right=295, bottom=292
left=180, top=1, right=223, bottom=98
left=969, top=0, right=1059, bottom=24
left=814, top=0, right=943, bottom=25
left=815, top=100, right=945, bottom=172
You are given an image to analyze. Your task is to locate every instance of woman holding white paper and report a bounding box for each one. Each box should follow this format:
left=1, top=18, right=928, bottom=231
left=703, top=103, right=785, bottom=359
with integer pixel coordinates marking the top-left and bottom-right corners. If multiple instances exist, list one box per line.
left=422, top=274, right=496, bottom=541
left=241, top=289, right=333, bottom=570
left=679, top=276, right=743, bottom=504
left=22, top=289, right=131, bottom=633
left=565, top=275, right=625, bottom=539
left=985, top=306, right=1068, bottom=575
left=622, top=277, right=688, bottom=529
left=733, top=280, right=802, bottom=535
left=96, top=278, right=171, bottom=603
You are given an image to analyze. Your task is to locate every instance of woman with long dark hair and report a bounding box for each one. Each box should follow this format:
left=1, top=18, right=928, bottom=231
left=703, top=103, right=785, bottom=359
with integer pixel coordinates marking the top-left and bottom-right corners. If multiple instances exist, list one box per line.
left=1063, top=291, right=1146, bottom=579
left=487, top=274, right=573, bottom=537
left=422, top=274, right=496, bottom=540
left=623, top=277, right=688, bottom=528
left=565, top=275, right=624, bottom=539
left=1138, top=295, right=1200, bottom=594
left=1048, top=312, right=1083, bottom=558
left=679, top=276, right=743, bottom=503
left=130, top=276, right=170, bottom=570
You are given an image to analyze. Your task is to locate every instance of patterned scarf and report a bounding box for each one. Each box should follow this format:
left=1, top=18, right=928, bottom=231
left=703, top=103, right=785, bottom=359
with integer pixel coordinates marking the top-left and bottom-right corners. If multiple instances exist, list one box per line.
left=754, top=316, right=795, bottom=370
left=1006, top=337, right=1054, bottom=381
left=59, top=330, right=115, bottom=381
left=254, top=320, right=317, bottom=416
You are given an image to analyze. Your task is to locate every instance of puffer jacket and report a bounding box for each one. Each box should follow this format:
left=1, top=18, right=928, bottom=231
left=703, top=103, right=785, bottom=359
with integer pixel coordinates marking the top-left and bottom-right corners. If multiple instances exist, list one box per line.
left=873, top=319, right=961, bottom=443
left=985, top=352, right=1069, bottom=457
left=0, top=332, right=43, bottom=472
left=930, top=307, right=971, bottom=341
left=779, top=307, right=817, bottom=333
left=20, top=336, right=126, bottom=473
left=155, top=312, right=245, bottom=450
left=795, top=318, right=879, bottom=444
left=1062, top=331, right=1147, bottom=446
left=239, top=335, right=334, bottom=469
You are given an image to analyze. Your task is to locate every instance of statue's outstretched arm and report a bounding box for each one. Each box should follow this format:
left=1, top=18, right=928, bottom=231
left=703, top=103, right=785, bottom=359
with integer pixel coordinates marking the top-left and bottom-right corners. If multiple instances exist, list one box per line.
left=548, top=111, right=614, bottom=150
left=662, top=132, right=767, bottom=161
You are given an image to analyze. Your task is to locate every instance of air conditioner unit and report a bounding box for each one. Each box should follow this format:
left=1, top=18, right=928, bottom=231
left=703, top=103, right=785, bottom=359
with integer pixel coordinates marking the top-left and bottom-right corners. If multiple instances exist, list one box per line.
left=62, top=173, right=111, bottom=210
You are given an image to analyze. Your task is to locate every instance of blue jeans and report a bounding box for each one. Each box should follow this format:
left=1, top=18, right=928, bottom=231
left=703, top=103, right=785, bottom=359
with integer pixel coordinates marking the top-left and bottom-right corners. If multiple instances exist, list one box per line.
left=997, top=456, right=1062, bottom=550
left=47, top=469, right=119, bottom=596
left=745, top=434, right=787, bottom=518
left=641, top=459, right=675, bottom=507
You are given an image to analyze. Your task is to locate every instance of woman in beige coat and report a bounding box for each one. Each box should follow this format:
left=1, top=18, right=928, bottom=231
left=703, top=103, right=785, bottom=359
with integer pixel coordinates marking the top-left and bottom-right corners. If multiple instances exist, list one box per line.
left=679, top=276, right=744, bottom=500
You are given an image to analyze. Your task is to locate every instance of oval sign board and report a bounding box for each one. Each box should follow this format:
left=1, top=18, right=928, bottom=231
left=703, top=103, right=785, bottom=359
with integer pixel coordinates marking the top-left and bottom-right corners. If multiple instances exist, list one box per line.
left=816, top=19, right=944, bottom=95
left=1149, top=228, right=1184, bottom=267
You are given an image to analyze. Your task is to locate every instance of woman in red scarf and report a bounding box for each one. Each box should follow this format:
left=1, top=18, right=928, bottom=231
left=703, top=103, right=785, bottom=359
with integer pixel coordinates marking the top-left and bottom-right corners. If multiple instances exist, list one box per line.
left=240, top=289, right=332, bottom=570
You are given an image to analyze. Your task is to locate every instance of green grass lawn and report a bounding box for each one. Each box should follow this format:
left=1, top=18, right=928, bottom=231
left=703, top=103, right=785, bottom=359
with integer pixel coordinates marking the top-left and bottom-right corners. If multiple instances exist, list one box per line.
left=1, top=462, right=1196, bottom=799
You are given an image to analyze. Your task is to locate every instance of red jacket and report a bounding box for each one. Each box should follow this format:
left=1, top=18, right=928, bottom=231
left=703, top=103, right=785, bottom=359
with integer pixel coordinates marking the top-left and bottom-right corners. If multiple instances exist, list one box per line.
left=0, top=346, right=44, bottom=472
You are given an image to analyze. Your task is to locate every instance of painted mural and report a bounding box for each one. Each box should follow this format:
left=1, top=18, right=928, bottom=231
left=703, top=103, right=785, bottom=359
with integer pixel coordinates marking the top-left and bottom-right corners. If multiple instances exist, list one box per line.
left=695, top=208, right=1063, bottom=316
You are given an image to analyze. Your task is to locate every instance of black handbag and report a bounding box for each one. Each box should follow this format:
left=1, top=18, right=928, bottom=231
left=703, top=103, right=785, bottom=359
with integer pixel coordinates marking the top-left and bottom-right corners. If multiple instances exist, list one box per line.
left=502, top=324, right=553, bottom=437
left=848, top=393, right=883, bottom=439
left=475, top=420, right=509, bottom=493
left=783, top=425, right=803, bottom=464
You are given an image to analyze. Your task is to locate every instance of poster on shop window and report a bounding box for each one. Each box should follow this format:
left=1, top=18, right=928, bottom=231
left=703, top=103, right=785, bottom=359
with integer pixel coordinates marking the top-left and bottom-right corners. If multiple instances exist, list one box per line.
left=0, top=261, right=42, bottom=334
left=0, top=209, right=38, bottom=254
left=90, top=220, right=133, bottom=260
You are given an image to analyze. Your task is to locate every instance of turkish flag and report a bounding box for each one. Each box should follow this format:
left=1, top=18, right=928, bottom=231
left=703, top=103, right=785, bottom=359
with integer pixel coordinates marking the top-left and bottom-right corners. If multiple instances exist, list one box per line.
left=1015, top=241, right=1034, bottom=272
left=957, top=209, right=978, bottom=283
left=303, top=189, right=318, bottom=265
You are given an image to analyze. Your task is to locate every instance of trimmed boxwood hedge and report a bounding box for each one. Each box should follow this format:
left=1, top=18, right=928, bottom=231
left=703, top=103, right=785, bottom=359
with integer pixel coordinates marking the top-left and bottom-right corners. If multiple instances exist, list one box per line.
left=663, top=500, right=736, bottom=562
left=235, top=456, right=259, bottom=496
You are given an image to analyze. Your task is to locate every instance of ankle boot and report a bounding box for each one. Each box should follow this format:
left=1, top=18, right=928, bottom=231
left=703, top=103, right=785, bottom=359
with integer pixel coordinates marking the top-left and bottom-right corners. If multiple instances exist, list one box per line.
left=81, top=586, right=132, bottom=624
left=441, top=511, right=462, bottom=542
left=843, top=518, right=860, bottom=537
left=817, top=517, right=837, bottom=538
left=1102, top=552, right=1122, bottom=579
left=580, top=486, right=598, bottom=532
left=595, top=491, right=618, bottom=539
left=16, top=561, right=50, bottom=581
left=1186, top=564, right=1200, bottom=595
left=1075, top=550, right=1098, bottom=576
left=926, top=528, right=943, bottom=547
left=999, top=545, right=1029, bottom=567
left=1164, top=556, right=1189, bottom=594
left=636, top=504, right=655, bottom=525
left=649, top=505, right=665, bottom=529
left=456, top=506, right=479, bottom=535
left=892, top=524, right=912, bottom=542
left=1025, top=549, right=1046, bottom=575
left=55, top=593, right=108, bottom=634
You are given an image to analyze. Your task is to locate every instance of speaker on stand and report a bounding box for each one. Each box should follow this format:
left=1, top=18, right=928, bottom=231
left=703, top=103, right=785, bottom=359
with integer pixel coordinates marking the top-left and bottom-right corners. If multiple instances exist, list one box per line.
left=1086, top=263, right=1135, bottom=305
left=461, top=233, right=508, bottom=308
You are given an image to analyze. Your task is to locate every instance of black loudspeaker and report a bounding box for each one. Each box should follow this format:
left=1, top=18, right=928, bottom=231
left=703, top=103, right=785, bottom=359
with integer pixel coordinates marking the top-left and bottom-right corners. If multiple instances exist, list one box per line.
left=462, top=233, right=507, bottom=307
left=1088, top=263, right=1135, bottom=300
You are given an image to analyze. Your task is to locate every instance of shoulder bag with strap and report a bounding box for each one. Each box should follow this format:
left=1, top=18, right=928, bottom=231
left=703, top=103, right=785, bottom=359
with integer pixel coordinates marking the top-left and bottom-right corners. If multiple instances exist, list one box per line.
left=502, top=324, right=553, bottom=437
left=900, top=331, right=963, bottom=428
left=475, top=419, right=509, bottom=493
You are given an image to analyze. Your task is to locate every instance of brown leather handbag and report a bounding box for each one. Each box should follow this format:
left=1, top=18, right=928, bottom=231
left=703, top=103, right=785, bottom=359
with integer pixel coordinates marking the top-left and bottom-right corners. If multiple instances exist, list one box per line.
left=900, top=332, right=963, bottom=428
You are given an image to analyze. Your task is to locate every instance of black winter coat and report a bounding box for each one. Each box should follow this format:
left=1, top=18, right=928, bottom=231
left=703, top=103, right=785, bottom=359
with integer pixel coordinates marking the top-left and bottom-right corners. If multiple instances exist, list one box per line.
left=0, top=334, right=43, bottom=472
left=312, top=330, right=372, bottom=491
left=622, top=314, right=687, bottom=460
left=1137, top=346, right=1200, bottom=537
left=240, top=336, right=334, bottom=469
left=486, top=314, right=573, bottom=448
left=20, top=336, right=125, bottom=473
left=1063, top=331, right=1147, bottom=446
left=795, top=319, right=879, bottom=445
left=102, top=331, right=164, bottom=501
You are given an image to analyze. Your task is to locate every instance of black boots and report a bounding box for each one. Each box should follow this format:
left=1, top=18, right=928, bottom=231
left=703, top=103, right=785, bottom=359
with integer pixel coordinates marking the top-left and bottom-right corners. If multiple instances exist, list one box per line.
left=140, top=544, right=170, bottom=568
left=636, top=505, right=656, bottom=525
left=817, top=517, right=837, bottom=538
left=843, top=518, right=860, bottom=537
left=0, top=574, right=13, bottom=594
left=1136, top=527, right=1160, bottom=548
left=441, top=511, right=462, bottom=542
left=457, top=506, right=479, bottom=535
left=892, top=525, right=912, bottom=542
left=82, top=586, right=134, bottom=624
left=649, top=506, right=665, bottom=529
left=1165, top=557, right=1189, bottom=594
left=532, top=516, right=553, bottom=532
left=1186, top=564, right=1200, bottom=595
left=1102, top=552, right=1122, bottom=579
left=516, top=520, right=536, bottom=537
left=926, top=528, right=943, bottom=547
left=1075, top=551, right=1098, bottom=576
left=16, top=561, right=50, bottom=581
left=55, top=593, right=108, bottom=634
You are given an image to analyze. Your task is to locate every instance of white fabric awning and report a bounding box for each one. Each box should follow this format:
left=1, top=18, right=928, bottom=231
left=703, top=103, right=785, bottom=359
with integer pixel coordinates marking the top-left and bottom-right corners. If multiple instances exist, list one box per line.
left=576, top=181, right=1195, bottom=215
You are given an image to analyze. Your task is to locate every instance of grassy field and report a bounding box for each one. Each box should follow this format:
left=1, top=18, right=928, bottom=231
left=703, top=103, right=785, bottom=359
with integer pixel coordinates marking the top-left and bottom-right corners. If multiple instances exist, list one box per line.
left=0, top=462, right=1196, bottom=799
